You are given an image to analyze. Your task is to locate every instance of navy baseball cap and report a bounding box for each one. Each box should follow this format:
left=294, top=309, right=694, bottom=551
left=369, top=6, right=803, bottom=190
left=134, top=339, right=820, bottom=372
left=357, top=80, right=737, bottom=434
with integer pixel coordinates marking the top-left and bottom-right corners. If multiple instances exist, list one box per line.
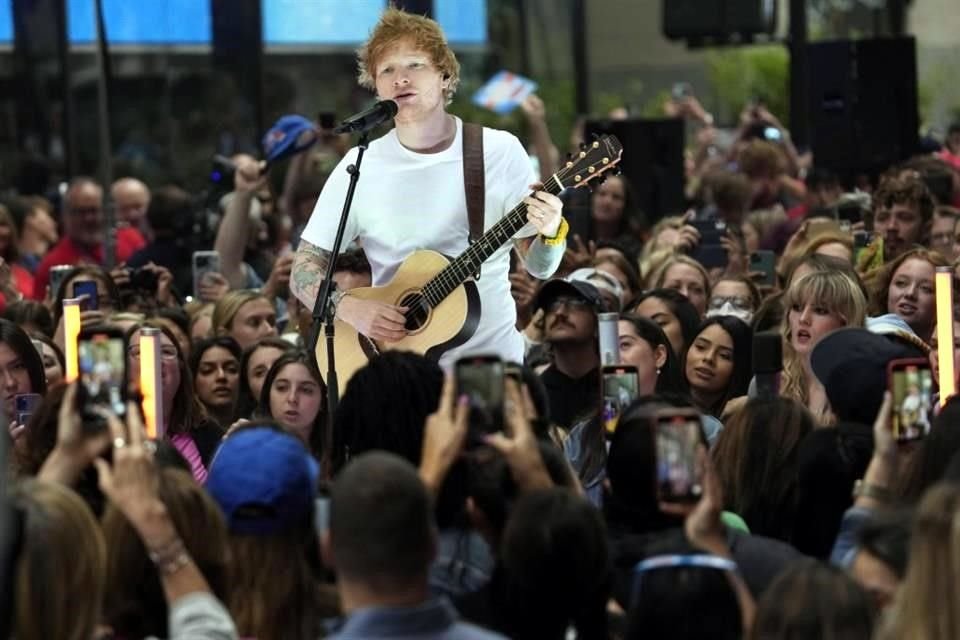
left=262, top=115, right=318, bottom=166
left=206, top=426, right=319, bottom=536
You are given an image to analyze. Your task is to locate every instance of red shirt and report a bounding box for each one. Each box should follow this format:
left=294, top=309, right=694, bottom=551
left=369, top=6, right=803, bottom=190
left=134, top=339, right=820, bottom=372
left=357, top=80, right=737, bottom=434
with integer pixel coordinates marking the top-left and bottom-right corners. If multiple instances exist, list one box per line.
left=33, top=228, right=145, bottom=300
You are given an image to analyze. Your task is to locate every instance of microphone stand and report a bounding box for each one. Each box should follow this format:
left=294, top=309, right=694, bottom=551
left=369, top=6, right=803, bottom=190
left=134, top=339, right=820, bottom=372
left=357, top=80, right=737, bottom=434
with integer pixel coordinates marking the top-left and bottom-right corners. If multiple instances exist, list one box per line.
left=306, top=131, right=370, bottom=424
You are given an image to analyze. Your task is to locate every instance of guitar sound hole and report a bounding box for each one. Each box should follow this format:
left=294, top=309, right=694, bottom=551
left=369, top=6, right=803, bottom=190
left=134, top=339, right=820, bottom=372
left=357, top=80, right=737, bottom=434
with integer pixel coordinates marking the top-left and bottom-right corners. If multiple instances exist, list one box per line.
left=400, top=293, right=430, bottom=331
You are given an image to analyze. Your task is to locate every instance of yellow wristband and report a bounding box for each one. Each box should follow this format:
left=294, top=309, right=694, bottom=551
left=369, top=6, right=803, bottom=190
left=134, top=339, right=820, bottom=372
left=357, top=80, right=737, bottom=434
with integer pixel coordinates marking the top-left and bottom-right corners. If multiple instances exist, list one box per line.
left=539, top=217, right=569, bottom=247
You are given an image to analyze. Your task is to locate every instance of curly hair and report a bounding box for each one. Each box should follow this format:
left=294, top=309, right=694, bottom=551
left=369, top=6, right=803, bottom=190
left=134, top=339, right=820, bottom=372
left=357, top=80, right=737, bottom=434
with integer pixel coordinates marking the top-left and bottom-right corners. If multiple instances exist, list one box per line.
left=357, top=7, right=461, bottom=105
left=737, top=140, right=787, bottom=179
left=873, top=171, right=936, bottom=225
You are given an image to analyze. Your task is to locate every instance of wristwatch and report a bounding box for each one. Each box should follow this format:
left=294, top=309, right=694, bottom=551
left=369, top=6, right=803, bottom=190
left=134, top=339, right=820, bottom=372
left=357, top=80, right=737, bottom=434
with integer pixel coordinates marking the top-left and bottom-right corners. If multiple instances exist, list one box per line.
left=330, top=289, right=348, bottom=319
left=852, top=479, right=893, bottom=503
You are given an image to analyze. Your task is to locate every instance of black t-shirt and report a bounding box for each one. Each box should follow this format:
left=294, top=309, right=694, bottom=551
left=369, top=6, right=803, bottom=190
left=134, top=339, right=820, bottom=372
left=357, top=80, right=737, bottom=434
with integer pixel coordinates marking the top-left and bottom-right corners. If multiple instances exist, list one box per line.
left=539, top=365, right=600, bottom=431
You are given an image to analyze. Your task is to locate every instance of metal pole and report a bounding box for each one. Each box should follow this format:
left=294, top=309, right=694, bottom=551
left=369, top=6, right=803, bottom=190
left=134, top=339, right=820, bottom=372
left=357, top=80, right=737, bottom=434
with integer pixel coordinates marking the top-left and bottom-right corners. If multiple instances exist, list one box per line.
left=93, top=0, right=116, bottom=267
left=572, top=0, right=590, bottom=115
left=56, top=0, right=77, bottom=179
left=788, top=0, right=809, bottom=149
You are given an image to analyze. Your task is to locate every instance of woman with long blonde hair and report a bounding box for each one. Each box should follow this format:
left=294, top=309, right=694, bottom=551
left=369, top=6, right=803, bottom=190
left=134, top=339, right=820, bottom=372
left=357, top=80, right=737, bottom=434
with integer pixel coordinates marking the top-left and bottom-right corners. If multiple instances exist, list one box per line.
left=780, top=270, right=867, bottom=424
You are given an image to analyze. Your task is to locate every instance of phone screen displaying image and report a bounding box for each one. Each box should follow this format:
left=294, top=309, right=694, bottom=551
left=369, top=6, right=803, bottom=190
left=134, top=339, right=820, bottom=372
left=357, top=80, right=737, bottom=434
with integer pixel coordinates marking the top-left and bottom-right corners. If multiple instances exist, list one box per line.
left=456, top=357, right=505, bottom=438
left=891, top=364, right=933, bottom=442
left=78, top=332, right=127, bottom=419
left=602, top=369, right=639, bottom=436
left=655, top=414, right=704, bottom=503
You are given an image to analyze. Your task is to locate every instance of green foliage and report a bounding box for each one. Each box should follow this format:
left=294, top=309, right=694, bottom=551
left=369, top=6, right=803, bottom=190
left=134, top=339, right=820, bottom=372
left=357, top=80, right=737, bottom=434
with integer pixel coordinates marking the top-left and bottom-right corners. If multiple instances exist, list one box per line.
left=705, top=44, right=789, bottom=124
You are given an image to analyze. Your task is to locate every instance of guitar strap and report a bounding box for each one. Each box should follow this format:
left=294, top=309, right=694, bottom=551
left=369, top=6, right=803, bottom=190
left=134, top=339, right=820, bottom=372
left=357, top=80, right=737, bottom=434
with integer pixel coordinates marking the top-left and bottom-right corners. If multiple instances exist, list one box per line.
left=462, top=122, right=485, bottom=244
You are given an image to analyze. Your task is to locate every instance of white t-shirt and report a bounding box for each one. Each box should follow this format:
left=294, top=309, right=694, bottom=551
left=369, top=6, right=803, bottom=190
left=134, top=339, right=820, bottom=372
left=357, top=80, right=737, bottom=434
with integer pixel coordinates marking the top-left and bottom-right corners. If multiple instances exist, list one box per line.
left=300, top=117, right=537, bottom=368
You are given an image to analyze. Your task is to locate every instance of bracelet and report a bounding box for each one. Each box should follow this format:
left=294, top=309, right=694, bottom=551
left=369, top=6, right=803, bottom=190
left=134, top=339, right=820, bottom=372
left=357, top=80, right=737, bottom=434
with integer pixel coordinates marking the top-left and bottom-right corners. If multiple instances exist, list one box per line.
left=539, top=217, right=569, bottom=246
left=852, top=479, right=893, bottom=504
left=147, top=536, right=192, bottom=576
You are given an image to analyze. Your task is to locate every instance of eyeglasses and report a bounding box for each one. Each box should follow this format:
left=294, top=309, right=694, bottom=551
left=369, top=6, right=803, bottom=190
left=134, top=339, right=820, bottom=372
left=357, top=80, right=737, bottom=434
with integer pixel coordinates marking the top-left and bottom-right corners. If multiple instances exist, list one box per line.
left=546, top=296, right=593, bottom=313
left=707, top=296, right=752, bottom=311
left=128, top=345, right=179, bottom=362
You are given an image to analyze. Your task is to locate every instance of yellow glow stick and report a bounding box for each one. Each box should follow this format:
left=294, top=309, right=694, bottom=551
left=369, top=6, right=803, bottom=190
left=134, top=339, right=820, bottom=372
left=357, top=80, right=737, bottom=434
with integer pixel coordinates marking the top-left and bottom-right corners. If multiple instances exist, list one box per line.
left=139, top=327, right=164, bottom=439
left=63, top=299, right=81, bottom=382
left=935, top=266, right=955, bottom=406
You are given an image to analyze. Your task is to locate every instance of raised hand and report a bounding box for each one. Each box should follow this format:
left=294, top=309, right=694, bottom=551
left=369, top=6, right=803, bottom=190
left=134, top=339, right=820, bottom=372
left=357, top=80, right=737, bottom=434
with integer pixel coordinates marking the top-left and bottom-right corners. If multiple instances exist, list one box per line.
left=484, top=378, right=552, bottom=491
left=419, top=376, right=469, bottom=495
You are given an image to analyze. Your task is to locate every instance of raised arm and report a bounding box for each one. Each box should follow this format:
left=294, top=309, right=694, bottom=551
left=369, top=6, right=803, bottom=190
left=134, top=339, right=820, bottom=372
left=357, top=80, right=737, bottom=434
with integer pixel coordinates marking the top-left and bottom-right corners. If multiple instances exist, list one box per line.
left=214, top=158, right=265, bottom=289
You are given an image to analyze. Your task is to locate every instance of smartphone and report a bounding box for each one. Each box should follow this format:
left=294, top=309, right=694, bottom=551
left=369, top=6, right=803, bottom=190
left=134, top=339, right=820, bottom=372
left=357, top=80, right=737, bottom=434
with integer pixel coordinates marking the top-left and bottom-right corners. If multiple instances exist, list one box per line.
left=318, top=111, right=336, bottom=130
left=314, top=496, right=330, bottom=533
left=455, top=355, right=505, bottom=442
left=601, top=365, right=639, bottom=437
left=672, top=82, right=693, bottom=100
left=836, top=202, right=863, bottom=224
left=14, top=393, right=40, bottom=427
left=655, top=408, right=705, bottom=504
left=888, top=358, right=934, bottom=442
left=853, top=230, right=876, bottom=250
left=690, top=244, right=728, bottom=270
left=598, top=312, right=620, bottom=366
left=72, top=280, right=99, bottom=312
left=691, top=219, right=726, bottom=246
left=77, top=326, right=128, bottom=430
left=49, top=264, right=73, bottom=299
left=750, top=251, right=777, bottom=287
left=192, top=251, right=221, bottom=299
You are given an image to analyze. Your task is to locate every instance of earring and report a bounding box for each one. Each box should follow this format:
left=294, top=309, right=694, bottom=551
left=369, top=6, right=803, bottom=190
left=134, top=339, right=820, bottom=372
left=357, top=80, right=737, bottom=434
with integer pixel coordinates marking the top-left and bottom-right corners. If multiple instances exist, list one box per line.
left=656, top=368, right=661, bottom=376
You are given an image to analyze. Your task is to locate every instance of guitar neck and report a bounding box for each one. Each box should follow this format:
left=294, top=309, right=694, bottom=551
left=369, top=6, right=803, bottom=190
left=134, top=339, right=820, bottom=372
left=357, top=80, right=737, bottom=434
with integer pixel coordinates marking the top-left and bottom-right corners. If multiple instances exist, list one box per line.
left=421, top=174, right=564, bottom=306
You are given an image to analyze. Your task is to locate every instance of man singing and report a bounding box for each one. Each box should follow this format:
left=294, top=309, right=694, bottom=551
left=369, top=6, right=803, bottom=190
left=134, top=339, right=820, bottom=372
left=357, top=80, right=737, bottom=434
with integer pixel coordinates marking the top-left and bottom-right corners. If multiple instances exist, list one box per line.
left=292, top=7, right=566, bottom=367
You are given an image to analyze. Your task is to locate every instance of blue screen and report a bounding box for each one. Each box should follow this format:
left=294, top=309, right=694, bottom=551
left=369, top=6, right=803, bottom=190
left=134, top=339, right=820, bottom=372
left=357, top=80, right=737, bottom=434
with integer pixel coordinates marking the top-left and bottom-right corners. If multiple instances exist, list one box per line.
left=68, top=0, right=211, bottom=44
left=436, top=0, right=486, bottom=44
left=263, top=0, right=384, bottom=45
left=264, top=0, right=487, bottom=45
left=0, top=1, right=11, bottom=42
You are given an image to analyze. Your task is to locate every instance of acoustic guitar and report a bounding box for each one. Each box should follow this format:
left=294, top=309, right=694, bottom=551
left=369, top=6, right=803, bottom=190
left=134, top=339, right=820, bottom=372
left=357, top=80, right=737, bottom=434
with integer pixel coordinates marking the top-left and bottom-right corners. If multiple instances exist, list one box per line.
left=317, top=134, right=623, bottom=387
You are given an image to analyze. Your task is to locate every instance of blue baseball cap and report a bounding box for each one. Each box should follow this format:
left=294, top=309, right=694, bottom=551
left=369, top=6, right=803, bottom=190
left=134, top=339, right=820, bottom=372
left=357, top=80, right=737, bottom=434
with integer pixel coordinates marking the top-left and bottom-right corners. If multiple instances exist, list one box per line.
left=262, top=115, right=318, bottom=166
left=206, top=426, right=320, bottom=536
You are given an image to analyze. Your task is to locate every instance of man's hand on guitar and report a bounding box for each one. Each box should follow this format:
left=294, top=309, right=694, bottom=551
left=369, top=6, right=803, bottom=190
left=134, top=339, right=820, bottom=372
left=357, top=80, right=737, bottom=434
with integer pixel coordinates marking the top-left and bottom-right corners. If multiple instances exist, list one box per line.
left=338, top=295, right=409, bottom=343
left=524, top=184, right=563, bottom=238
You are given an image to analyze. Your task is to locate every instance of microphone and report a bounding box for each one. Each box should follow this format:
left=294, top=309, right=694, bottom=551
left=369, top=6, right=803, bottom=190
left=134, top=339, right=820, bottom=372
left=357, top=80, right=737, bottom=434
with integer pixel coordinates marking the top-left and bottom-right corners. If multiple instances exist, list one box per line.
left=753, top=331, right=782, bottom=400
left=333, top=100, right=399, bottom=134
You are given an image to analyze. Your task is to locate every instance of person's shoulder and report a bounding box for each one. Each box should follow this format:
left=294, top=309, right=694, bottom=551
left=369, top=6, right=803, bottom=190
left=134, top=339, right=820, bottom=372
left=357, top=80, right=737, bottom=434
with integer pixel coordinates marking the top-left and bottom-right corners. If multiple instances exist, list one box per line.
left=36, top=238, right=73, bottom=268
left=451, top=620, right=509, bottom=639
left=476, top=123, right=522, bottom=150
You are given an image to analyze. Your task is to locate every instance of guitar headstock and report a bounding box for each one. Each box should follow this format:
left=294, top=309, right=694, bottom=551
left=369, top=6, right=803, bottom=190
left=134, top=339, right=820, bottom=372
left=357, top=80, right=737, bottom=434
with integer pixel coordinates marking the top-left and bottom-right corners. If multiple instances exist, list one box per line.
left=555, top=135, right=623, bottom=190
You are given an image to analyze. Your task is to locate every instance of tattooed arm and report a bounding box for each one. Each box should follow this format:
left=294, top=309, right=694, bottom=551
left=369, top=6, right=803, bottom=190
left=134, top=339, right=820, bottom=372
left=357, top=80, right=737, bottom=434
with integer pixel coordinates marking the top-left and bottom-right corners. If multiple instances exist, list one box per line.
left=291, top=239, right=408, bottom=342
left=290, top=239, right=331, bottom=309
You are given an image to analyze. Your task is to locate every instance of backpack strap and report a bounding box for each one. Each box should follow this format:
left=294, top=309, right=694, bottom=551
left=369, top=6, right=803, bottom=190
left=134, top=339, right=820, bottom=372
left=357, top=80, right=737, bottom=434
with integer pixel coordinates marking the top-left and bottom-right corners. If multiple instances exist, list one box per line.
left=462, top=122, right=486, bottom=243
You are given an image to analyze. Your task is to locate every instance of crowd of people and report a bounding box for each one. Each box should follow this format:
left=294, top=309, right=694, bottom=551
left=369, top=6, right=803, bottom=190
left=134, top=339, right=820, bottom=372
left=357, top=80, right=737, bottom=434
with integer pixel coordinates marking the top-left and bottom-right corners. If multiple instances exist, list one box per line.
left=5, top=6, right=960, bottom=640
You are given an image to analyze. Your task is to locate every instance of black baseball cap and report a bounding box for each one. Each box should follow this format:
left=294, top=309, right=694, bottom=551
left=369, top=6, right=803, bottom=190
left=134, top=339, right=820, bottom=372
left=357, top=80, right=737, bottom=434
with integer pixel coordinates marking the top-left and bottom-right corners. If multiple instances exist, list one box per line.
left=810, top=328, right=922, bottom=426
left=533, top=278, right=604, bottom=313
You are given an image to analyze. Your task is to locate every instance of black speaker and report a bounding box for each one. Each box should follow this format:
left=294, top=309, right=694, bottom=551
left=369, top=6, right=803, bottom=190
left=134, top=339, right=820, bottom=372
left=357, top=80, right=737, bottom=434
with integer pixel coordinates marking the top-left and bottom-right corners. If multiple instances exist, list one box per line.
left=807, top=37, right=918, bottom=173
left=663, top=0, right=775, bottom=40
left=584, top=118, right=686, bottom=221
